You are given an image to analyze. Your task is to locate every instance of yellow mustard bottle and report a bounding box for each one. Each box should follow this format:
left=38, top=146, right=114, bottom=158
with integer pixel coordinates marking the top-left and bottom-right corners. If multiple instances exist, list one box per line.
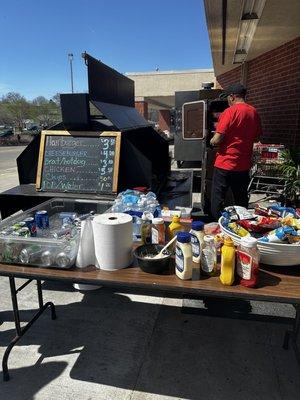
left=220, top=237, right=236, bottom=286
left=168, top=216, right=183, bottom=237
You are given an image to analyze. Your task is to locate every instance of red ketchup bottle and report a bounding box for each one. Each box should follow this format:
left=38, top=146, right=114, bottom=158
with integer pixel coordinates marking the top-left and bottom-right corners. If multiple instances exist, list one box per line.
left=236, top=237, right=259, bottom=288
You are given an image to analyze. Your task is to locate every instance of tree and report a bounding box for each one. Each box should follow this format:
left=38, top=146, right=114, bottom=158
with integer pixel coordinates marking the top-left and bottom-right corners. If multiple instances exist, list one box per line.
left=52, top=93, right=61, bottom=106
left=32, top=96, right=61, bottom=128
left=0, top=92, right=32, bottom=131
left=0, top=105, right=13, bottom=126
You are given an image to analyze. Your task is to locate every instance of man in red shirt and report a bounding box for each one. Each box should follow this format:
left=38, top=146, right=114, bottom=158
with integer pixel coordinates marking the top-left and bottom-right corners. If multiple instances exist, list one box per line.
left=210, top=83, right=262, bottom=220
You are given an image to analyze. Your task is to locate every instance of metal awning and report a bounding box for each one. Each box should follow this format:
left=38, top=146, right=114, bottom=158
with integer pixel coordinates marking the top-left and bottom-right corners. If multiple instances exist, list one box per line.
left=204, top=0, right=300, bottom=76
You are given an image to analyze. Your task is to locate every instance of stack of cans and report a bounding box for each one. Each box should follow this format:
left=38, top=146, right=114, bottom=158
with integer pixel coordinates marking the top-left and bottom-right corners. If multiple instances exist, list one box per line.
left=0, top=208, right=80, bottom=268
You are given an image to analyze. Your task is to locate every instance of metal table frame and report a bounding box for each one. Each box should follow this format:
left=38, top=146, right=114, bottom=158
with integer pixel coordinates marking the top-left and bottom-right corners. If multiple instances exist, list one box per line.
left=2, top=278, right=56, bottom=381
left=1, top=271, right=299, bottom=381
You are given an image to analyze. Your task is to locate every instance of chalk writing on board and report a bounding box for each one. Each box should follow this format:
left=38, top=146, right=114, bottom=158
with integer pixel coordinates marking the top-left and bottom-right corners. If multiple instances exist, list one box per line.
left=40, top=135, right=117, bottom=193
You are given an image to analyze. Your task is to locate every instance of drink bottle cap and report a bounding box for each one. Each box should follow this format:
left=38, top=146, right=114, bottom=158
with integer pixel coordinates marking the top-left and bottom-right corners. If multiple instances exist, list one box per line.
left=191, top=221, right=204, bottom=231
left=152, top=218, right=164, bottom=225
left=204, top=235, right=215, bottom=243
left=224, top=237, right=234, bottom=246
left=142, top=212, right=147, bottom=220
left=177, top=231, right=191, bottom=243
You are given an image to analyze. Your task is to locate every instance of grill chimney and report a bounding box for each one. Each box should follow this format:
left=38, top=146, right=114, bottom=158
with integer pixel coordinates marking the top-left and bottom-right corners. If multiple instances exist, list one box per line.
left=202, top=82, right=214, bottom=90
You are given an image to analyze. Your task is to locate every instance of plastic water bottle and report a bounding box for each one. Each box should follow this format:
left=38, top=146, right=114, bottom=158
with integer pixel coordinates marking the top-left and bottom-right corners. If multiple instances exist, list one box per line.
left=201, top=235, right=217, bottom=276
left=124, top=202, right=134, bottom=212
left=132, top=216, right=142, bottom=241
left=146, top=191, right=156, bottom=199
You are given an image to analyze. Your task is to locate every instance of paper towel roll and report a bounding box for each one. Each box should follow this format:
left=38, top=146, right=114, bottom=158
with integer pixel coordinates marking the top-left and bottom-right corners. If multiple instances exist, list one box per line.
left=75, top=218, right=102, bottom=290
left=93, top=213, right=133, bottom=270
left=76, top=218, right=95, bottom=268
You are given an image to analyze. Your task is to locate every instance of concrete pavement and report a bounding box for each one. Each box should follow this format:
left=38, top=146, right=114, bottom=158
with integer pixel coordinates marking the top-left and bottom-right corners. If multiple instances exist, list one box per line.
left=0, top=280, right=299, bottom=400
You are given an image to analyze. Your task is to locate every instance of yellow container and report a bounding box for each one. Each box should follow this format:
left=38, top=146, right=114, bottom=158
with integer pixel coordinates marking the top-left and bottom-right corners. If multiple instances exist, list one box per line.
left=220, top=237, right=235, bottom=286
left=168, top=216, right=183, bottom=238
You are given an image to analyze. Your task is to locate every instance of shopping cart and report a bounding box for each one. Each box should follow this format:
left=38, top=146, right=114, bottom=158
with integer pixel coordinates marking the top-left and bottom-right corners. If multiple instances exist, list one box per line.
left=248, top=144, right=286, bottom=196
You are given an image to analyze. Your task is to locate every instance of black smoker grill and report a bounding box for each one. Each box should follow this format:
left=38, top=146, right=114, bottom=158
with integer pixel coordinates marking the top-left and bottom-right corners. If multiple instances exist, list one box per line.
left=173, top=86, right=229, bottom=214
left=174, top=84, right=225, bottom=166
left=0, top=53, right=193, bottom=219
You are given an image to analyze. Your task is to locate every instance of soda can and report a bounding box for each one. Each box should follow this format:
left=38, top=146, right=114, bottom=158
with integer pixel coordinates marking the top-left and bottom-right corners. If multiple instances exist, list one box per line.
left=56, top=252, right=71, bottom=268
left=18, top=227, right=30, bottom=237
left=41, top=250, right=53, bottom=267
left=0, top=228, right=14, bottom=236
left=19, top=245, right=42, bottom=264
left=52, top=226, right=72, bottom=239
left=12, top=221, right=26, bottom=231
left=12, top=230, right=21, bottom=237
left=35, top=210, right=49, bottom=229
left=62, top=217, right=73, bottom=226
left=77, top=211, right=95, bottom=221
left=2, top=244, right=14, bottom=263
left=59, top=212, right=77, bottom=222
left=24, top=217, right=37, bottom=237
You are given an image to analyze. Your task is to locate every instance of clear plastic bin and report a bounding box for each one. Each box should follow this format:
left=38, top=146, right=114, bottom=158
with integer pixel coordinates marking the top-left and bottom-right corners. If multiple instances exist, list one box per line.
left=0, top=198, right=113, bottom=269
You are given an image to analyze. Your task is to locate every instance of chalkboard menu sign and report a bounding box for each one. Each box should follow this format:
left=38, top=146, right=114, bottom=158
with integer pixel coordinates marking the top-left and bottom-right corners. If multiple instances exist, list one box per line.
left=36, top=131, right=121, bottom=194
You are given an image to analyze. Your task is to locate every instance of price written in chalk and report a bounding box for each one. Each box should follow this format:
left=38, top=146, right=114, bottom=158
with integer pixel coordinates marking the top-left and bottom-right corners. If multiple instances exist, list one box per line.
left=38, top=134, right=119, bottom=194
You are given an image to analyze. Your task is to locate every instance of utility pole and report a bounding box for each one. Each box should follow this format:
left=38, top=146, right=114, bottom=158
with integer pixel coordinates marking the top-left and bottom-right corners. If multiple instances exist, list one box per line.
left=68, top=53, right=74, bottom=93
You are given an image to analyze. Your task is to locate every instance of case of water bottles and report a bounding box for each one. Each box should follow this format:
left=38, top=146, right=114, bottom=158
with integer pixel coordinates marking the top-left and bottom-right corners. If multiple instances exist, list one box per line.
left=107, top=190, right=161, bottom=240
left=0, top=198, right=113, bottom=269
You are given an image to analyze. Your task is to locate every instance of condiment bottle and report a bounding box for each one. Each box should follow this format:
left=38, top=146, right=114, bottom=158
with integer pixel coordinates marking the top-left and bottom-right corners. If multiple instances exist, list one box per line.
left=168, top=215, right=183, bottom=238
left=214, top=234, right=224, bottom=266
left=201, top=235, right=217, bottom=276
left=141, top=212, right=151, bottom=244
left=236, top=236, right=259, bottom=288
left=189, top=221, right=205, bottom=264
left=151, top=218, right=165, bottom=245
left=175, top=232, right=193, bottom=280
left=220, top=237, right=235, bottom=286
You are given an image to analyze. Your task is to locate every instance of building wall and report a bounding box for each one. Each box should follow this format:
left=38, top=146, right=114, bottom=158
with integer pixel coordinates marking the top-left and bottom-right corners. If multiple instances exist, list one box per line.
left=216, top=37, right=300, bottom=147
left=158, top=110, right=171, bottom=132
left=135, top=101, right=148, bottom=119
left=127, top=69, right=215, bottom=97
left=216, top=67, right=242, bottom=89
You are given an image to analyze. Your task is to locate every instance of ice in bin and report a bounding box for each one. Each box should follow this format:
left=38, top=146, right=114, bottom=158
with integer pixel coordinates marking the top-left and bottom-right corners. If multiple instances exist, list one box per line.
left=0, top=198, right=113, bottom=269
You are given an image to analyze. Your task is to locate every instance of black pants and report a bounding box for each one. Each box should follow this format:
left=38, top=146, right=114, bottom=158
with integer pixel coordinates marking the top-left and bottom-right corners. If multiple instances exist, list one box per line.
left=211, top=167, right=250, bottom=221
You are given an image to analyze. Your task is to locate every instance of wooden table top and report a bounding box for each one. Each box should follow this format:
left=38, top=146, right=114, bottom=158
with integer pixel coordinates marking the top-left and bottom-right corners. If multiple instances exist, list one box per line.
left=0, top=261, right=300, bottom=304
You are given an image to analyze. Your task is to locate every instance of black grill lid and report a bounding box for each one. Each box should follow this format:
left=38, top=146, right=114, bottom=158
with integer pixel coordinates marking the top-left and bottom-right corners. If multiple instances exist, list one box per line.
left=84, top=52, right=135, bottom=107
left=91, top=100, right=150, bottom=131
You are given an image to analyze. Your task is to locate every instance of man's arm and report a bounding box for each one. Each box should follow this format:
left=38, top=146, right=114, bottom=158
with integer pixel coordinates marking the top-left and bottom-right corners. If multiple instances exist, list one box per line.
left=210, top=108, right=231, bottom=146
left=210, top=132, right=223, bottom=146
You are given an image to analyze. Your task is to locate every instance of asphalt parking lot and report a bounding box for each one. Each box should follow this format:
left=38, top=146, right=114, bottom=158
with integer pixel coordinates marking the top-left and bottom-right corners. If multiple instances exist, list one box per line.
left=0, top=146, right=25, bottom=193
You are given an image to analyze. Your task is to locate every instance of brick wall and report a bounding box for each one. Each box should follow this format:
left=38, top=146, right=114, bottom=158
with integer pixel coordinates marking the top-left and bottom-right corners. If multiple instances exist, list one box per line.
left=135, top=101, right=148, bottom=119
left=158, top=109, right=171, bottom=132
left=216, top=37, right=300, bottom=147
left=216, top=66, right=241, bottom=89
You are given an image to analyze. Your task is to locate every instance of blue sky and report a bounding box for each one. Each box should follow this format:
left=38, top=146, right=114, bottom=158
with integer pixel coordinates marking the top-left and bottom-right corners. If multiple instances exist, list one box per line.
left=0, top=0, right=212, bottom=100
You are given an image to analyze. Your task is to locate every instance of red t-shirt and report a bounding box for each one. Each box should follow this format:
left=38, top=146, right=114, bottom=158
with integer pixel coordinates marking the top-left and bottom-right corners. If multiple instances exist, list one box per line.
left=214, top=103, right=262, bottom=171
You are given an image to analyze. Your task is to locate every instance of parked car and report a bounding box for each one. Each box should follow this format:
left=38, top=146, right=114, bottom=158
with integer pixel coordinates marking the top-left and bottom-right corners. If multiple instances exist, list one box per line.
left=27, top=128, right=41, bottom=135
left=0, top=128, right=13, bottom=137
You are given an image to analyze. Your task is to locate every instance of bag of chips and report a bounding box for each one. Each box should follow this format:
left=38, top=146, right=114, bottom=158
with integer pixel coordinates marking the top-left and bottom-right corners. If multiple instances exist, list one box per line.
left=237, top=216, right=281, bottom=233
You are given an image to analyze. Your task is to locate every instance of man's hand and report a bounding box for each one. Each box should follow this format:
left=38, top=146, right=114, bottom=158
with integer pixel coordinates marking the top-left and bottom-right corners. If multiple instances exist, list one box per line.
left=210, top=132, right=223, bottom=146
